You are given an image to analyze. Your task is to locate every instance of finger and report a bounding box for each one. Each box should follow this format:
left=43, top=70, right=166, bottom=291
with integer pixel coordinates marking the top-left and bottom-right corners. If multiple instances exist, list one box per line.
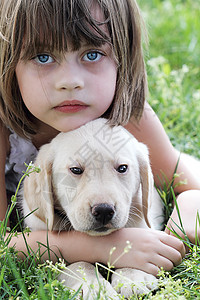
left=150, top=247, right=181, bottom=272
left=159, top=246, right=183, bottom=267
left=142, top=263, right=160, bottom=277
left=153, top=255, right=174, bottom=271
left=160, top=232, right=186, bottom=258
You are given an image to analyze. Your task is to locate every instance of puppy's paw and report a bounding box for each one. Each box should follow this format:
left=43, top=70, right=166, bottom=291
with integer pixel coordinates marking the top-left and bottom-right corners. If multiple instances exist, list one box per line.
left=59, top=262, right=120, bottom=299
left=112, top=268, right=157, bottom=298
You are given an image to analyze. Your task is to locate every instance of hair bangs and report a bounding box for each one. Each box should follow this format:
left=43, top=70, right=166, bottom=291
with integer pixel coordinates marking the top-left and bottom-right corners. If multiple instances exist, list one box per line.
left=20, top=0, right=111, bottom=60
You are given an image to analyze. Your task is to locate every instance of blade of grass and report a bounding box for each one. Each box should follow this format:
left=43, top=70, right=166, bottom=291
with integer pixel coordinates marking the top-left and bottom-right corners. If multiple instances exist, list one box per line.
left=37, top=276, right=49, bottom=300
left=7, top=254, right=29, bottom=299
left=0, top=265, right=6, bottom=288
left=195, top=211, right=200, bottom=246
left=171, top=187, right=184, bottom=229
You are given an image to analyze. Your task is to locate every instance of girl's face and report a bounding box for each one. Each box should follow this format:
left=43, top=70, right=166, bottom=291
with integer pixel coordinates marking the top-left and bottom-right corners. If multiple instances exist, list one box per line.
left=15, top=7, right=117, bottom=133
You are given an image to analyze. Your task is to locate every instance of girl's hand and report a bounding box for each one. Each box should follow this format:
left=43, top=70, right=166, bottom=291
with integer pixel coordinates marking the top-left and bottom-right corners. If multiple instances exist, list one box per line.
left=92, top=228, right=185, bottom=276
left=6, top=227, right=185, bottom=277
left=165, top=190, right=200, bottom=245
left=55, top=228, right=185, bottom=277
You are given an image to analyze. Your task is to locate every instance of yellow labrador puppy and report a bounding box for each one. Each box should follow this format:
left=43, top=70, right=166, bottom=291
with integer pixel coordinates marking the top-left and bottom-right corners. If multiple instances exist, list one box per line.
left=22, top=118, right=164, bottom=298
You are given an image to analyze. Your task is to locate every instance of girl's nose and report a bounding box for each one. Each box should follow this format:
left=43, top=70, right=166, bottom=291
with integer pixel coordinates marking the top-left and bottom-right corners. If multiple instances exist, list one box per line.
left=55, top=62, right=84, bottom=91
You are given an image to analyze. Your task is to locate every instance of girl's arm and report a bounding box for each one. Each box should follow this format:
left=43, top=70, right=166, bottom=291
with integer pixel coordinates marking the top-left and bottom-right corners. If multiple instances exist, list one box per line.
left=0, top=121, right=10, bottom=221
left=125, top=102, right=200, bottom=192
left=165, top=190, right=200, bottom=243
left=125, top=102, right=200, bottom=243
left=7, top=227, right=185, bottom=276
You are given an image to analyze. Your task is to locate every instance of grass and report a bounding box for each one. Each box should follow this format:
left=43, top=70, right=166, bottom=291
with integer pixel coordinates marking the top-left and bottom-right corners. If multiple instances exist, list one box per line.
left=138, top=0, right=200, bottom=156
left=1, top=0, right=200, bottom=299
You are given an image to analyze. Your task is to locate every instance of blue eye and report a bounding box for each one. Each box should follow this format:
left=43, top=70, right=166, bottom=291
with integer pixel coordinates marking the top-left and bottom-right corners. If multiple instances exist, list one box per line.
left=83, top=51, right=103, bottom=62
left=34, top=54, right=54, bottom=64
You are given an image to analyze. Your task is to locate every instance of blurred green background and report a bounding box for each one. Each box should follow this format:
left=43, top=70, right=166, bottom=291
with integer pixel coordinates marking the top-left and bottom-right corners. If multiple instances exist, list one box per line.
left=138, top=0, right=200, bottom=157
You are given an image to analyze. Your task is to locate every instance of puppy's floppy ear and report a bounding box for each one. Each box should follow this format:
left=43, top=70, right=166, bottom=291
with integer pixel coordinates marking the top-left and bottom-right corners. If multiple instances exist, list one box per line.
left=137, top=143, right=154, bottom=228
left=23, top=143, right=55, bottom=230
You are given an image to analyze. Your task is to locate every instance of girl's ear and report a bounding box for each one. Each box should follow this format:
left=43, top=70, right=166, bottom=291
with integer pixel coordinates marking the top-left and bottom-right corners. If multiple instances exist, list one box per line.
left=137, top=143, right=154, bottom=228
left=23, top=144, right=55, bottom=230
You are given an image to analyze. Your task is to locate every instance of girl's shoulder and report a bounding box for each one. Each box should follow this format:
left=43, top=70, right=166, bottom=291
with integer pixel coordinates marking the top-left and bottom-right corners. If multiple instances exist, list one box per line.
left=6, top=129, right=38, bottom=174
left=5, top=128, right=38, bottom=194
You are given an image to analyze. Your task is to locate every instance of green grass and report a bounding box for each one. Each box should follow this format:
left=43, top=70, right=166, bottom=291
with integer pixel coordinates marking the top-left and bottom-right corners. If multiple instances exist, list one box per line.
left=138, top=0, right=200, bottom=156
left=1, top=0, right=200, bottom=299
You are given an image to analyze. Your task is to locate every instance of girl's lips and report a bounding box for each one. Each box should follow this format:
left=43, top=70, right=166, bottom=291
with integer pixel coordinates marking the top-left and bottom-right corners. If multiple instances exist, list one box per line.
left=54, top=100, right=88, bottom=113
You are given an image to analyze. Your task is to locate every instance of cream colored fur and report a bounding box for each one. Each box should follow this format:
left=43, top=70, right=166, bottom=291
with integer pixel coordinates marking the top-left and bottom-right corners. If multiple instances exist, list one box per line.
left=22, top=118, right=164, bottom=298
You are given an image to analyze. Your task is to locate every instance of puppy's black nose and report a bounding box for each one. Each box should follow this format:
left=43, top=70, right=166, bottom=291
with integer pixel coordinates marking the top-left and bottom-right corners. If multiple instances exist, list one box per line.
left=91, top=204, right=115, bottom=225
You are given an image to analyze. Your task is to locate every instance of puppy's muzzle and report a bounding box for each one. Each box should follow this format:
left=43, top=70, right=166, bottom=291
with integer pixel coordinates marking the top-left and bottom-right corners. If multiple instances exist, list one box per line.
left=91, top=203, right=115, bottom=232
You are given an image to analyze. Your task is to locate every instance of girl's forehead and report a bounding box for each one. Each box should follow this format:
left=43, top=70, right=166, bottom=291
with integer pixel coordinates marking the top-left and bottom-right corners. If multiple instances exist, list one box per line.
left=21, top=0, right=111, bottom=58
left=90, top=1, right=105, bottom=22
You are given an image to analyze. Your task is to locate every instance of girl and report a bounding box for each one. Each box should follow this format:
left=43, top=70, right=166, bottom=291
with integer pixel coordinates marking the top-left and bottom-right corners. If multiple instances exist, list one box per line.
left=0, top=0, right=199, bottom=277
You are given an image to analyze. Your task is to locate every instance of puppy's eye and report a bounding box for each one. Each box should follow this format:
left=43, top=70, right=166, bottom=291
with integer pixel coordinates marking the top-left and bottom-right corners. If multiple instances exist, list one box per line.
left=116, top=164, right=128, bottom=173
left=70, top=167, right=84, bottom=175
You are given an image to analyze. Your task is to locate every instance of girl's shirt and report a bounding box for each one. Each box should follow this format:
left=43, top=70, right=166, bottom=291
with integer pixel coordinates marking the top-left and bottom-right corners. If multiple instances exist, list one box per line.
left=5, top=130, right=38, bottom=193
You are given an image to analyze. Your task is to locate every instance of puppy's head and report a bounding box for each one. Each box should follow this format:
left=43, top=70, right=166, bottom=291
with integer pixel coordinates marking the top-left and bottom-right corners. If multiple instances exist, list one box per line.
left=23, top=118, right=153, bottom=234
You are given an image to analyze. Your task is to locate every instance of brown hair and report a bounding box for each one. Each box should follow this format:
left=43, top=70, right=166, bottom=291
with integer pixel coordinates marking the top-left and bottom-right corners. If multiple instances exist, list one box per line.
left=0, top=0, right=147, bottom=138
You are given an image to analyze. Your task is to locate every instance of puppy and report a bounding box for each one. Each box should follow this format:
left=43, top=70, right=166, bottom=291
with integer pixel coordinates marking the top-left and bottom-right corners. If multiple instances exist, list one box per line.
left=22, top=118, right=164, bottom=298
